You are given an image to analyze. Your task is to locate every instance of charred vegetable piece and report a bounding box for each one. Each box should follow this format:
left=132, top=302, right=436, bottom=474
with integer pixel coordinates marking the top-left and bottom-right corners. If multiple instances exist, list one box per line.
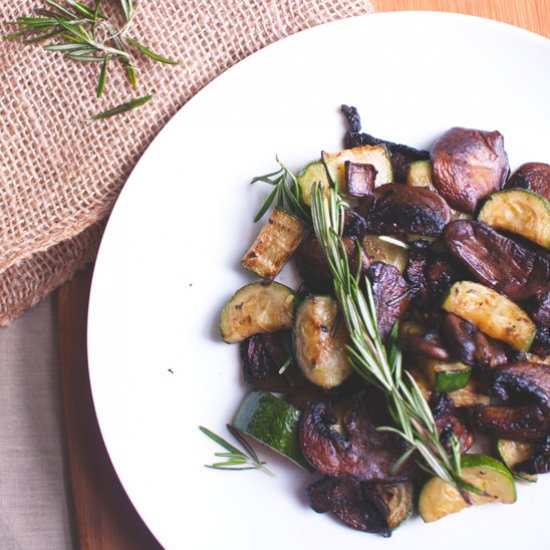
left=299, top=395, right=414, bottom=482
left=516, top=435, right=550, bottom=475
left=425, top=256, right=465, bottom=300
left=505, top=162, right=550, bottom=201
left=296, top=235, right=369, bottom=294
left=449, top=379, right=491, bottom=407
left=361, top=235, right=409, bottom=274
left=419, top=357, right=472, bottom=393
left=242, top=208, right=307, bottom=279
left=241, top=331, right=306, bottom=392
left=366, top=482, right=414, bottom=531
left=322, top=145, right=393, bottom=193
left=473, top=362, right=550, bottom=441
left=343, top=209, right=368, bottom=239
left=293, top=296, right=352, bottom=389
left=365, top=184, right=452, bottom=237
left=444, top=220, right=550, bottom=301
left=341, top=104, right=430, bottom=183
left=407, top=160, right=436, bottom=191
left=432, top=127, right=509, bottom=213
left=296, top=160, right=331, bottom=206
left=497, top=439, right=538, bottom=482
left=532, top=326, right=550, bottom=355
left=418, top=454, right=516, bottom=523
left=530, top=288, right=550, bottom=328
left=405, top=238, right=431, bottom=305
left=442, top=313, right=477, bottom=365
left=345, top=161, right=377, bottom=197
left=220, top=282, right=296, bottom=343
left=472, top=331, right=509, bottom=372
left=233, top=390, right=310, bottom=469
left=442, top=281, right=537, bottom=352
left=398, top=321, right=450, bottom=361
left=478, top=189, right=550, bottom=250
left=430, top=392, right=474, bottom=452
left=306, top=477, right=390, bottom=536
left=368, top=262, right=410, bottom=341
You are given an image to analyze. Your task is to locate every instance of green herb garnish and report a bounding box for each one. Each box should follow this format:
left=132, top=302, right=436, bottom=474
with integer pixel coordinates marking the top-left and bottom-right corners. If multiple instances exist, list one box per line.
left=92, top=94, right=152, bottom=120
left=200, top=425, right=275, bottom=477
left=5, top=0, right=178, bottom=119
left=310, top=183, right=482, bottom=496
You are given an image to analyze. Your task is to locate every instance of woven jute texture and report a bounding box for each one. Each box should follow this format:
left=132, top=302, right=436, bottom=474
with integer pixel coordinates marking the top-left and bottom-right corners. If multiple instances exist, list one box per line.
left=0, top=0, right=373, bottom=325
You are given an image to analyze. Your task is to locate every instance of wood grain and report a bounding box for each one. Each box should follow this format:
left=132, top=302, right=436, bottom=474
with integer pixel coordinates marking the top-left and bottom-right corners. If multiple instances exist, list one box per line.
left=57, top=267, right=162, bottom=550
left=373, top=0, right=550, bottom=37
left=57, top=2, right=549, bottom=549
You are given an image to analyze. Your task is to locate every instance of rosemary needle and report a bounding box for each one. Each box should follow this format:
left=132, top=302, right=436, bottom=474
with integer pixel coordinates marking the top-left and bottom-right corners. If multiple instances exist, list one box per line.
left=92, top=94, right=153, bottom=120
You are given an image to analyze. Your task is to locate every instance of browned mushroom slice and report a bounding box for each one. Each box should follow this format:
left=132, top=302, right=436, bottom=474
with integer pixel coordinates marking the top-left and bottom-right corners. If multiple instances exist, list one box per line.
left=342, top=209, right=368, bottom=239
left=365, top=184, right=452, bottom=237
left=532, top=327, right=550, bottom=355
left=444, top=220, right=550, bottom=301
left=425, top=256, right=465, bottom=300
left=398, top=322, right=450, bottom=361
left=473, top=362, right=550, bottom=441
left=345, top=161, right=377, bottom=197
left=505, top=162, right=550, bottom=201
left=368, top=262, right=410, bottom=341
left=432, top=127, right=509, bottom=213
left=472, top=332, right=509, bottom=372
left=516, top=435, right=550, bottom=474
left=430, top=392, right=474, bottom=452
left=296, top=236, right=369, bottom=294
left=442, top=313, right=477, bottom=365
left=299, top=395, right=413, bottom=482
left=341, top=104, right=430, bottom=183
left=530, top=288, right=550, bottom=328
left=306, top=477, right=390, bottom=535
left=404, top=239, right=431, bottom=307
left=472, top=404, right=549, bottom=441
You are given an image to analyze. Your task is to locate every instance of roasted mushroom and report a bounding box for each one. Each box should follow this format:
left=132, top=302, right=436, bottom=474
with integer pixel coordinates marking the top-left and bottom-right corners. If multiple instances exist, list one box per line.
left=430, top=392, right=474, bottom=452
left=368, top=262, right=410, bottom=341
left=529, top=288, right=550, bottom=328
left=516, top=435, right=550, bottom=474
left=398, top=322, right=450, bottom=361
left=365, top=184, right=452, bottom=237
left=341, top=104, right=430, bottom=182
left=472, top=362, right=550, bottom=441
left=404, top=239, right=431, bottom=307
left=299, top=394, right=414, bottom=482
left=505, top=162, right=550, bottom=201
left=431, top=127, right=509, bottom=213
left=444, top=220, right=550, bottom=301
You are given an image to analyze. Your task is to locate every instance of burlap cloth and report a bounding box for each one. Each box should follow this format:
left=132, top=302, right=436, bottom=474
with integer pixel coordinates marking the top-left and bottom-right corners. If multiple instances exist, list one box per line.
left=0, top=0, right=373, bottom=326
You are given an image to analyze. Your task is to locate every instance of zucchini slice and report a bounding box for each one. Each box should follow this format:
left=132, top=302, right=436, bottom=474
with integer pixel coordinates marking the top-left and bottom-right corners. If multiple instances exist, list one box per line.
left=442, top=281, right=537, bottom=352
left=220, top=282, right=296, bottom=343
left=242, top=207, right=307, bottom=279
left=322, top=144, right=393, bottom=194
left=361, top=234, right=409, bottom=274
left=478, top=189, right=550, bottom=249
left=449, top=380, right=491, bottom=408
left=419, top=454, right=516, bottom=523
left=372, top=482, right=414, bottom=530
left=293, top=295, right=352, bottom=388
left=296, top=160, right=330, bottom=206
left=419, top=357, right=472, bottom=393
left=497, top=439, right=538, bottom=482
left=233, top=390, right=310, bottom=470
left=406, top=160, right=436, bottom=191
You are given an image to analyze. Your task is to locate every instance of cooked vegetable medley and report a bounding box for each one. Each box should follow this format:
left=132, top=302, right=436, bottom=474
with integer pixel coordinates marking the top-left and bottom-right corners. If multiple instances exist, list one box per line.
left=218, top=105, right=550, bottom=536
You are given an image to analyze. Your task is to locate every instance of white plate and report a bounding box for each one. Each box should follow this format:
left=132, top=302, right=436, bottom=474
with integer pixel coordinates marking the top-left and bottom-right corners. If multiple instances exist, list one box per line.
left=88, top=12, right=550, bottom=550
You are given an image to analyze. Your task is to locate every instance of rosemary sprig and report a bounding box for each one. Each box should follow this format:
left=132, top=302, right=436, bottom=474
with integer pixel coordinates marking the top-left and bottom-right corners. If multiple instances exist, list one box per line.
left=200, top=425, right=275, bottom=477
left=6, top=0, right=178, bottom=119
left=251, top=159, right=311, bottom=224
left=310, top=184, right=483, bottom=496
left=92, top=94, right=152, bottom=120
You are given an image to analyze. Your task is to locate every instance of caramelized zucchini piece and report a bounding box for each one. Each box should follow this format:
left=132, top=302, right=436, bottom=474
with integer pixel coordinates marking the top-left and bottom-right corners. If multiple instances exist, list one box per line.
left=419, top=454, right=516, bottom=523
left=497, top=439, right=538, bottom=482
left=442, top=281, right=537, bottom=352
left=419, top=357, right=472, bottom=393
left=478, top=189, right=550, bottom=250
left=406, top=160, right=436, bottom=191
left=449, top=379, right=491, bottom=407
left=220, top=282, right=296, bottom=343
left=296, top=160, right=330, bottom=206
left=369, top=482, right=414, bottom=530
left=322, top=144, right=393, bottom=193
left=242, top=207, right=307, bottom=279
left=293, top=295, right=352, bottom=388
left=361, top=234, right=409, bottom=274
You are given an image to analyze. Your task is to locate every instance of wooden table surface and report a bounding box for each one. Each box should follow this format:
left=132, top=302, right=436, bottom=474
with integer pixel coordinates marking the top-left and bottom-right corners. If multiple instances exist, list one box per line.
left=56, top=2, right=550, bottom=549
